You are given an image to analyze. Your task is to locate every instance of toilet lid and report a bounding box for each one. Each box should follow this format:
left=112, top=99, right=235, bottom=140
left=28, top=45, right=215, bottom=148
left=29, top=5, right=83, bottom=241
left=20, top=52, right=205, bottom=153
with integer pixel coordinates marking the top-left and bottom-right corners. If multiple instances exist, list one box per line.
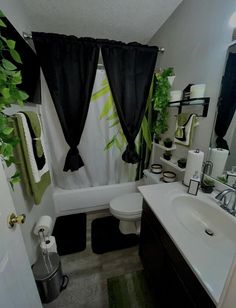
left=110, top=192, right=143, bottom=215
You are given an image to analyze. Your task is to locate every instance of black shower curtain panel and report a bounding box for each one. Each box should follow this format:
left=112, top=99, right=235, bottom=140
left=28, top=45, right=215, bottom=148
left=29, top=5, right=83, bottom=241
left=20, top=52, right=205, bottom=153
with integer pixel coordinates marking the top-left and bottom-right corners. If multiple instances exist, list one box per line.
left=101, top=41, right=158, bottom=163
left=215, top=52, right=236, bottom=150
left=33, top=32, right=99, bottom=171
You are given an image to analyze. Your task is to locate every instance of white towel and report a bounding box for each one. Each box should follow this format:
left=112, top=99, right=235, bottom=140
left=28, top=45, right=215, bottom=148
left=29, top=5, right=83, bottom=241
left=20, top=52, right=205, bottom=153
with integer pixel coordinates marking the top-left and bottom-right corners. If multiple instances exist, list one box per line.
left=17, top=113, right=49, bottom=183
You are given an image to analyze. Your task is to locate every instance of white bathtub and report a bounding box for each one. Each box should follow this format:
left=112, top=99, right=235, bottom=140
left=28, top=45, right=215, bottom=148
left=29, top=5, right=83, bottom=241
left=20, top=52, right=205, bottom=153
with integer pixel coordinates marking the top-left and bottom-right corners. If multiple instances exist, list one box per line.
left=53, top=181, right=143, bottom=216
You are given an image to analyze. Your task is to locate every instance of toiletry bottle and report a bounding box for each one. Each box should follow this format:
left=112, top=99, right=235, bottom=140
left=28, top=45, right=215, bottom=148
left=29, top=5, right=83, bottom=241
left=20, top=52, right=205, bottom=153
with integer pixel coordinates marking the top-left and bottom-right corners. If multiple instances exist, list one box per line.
left=188, top=171, right=200, bottom=196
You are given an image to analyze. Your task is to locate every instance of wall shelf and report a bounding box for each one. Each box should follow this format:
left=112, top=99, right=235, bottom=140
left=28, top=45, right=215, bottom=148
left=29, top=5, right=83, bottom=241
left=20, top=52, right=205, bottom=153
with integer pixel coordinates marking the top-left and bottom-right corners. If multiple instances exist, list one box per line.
left=168, top=97, right=210, bottom=117
left=153, top=142, right=176, bottom=151
left=160, top=157, right=186, bottom=172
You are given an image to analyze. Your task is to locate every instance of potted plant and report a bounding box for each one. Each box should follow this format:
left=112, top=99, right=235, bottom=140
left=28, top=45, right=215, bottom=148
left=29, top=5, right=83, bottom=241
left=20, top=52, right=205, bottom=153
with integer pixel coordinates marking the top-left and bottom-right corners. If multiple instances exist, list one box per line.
left=163, top=150, right=172, bottom=161
left=201, top=178, right=215, bottom=194
left=163, top=137, right=173, bottom=148
left=177, top=158, right=187, bottom=168
left=152, top=67, right=174, bottom=140
left=0, top=11, right=29, bottom=186
left=167, top=68, right=175, bottom=87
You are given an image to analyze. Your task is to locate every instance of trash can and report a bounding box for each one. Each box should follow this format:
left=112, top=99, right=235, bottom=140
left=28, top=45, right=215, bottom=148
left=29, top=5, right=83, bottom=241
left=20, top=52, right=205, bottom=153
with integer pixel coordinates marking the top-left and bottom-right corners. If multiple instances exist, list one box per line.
left=32, top=252, right=69, bottom=303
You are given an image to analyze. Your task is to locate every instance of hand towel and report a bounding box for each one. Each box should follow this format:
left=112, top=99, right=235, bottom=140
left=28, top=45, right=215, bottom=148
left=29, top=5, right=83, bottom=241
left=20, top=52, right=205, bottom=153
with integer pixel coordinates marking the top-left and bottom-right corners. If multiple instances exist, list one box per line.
left=13, top=113, right=51, bottom=205
left=174, top=113, right=199, bottom=147
left=17, top=112, right=49, bottom=183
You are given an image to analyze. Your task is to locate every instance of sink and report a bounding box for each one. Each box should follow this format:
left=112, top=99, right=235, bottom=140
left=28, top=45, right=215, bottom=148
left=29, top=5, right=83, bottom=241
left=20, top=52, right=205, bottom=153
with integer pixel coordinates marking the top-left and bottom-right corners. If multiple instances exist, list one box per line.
left=172, top=195, right=236, bottom=251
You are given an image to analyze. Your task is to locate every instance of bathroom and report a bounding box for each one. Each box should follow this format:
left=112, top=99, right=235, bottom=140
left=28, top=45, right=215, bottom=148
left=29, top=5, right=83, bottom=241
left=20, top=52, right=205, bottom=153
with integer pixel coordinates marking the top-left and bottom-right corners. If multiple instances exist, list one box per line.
left=1, top=0, right=236, bottom=307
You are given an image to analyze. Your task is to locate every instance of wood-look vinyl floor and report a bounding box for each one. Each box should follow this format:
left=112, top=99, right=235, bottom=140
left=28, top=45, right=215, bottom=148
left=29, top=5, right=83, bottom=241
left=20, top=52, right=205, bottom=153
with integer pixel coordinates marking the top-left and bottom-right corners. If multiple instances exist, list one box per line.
left=43, top=210, right=143, bottom=308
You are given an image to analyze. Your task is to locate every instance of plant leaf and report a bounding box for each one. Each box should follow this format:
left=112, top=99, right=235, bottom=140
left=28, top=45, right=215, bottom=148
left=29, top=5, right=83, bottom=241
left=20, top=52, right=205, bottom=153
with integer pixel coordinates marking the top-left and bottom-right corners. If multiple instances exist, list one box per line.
left=2, top=59, right=17, bottom=71
left=1, top=87, right=10, bottom=98
left=0, top=18, right=6, bottom=28
left=18, top=90, right=29, bottom=100
left=10, top=49, right=22, bottom=64
left=6, top=39, right=15, bottom=49
left=3, top=127, right=13, bottom=135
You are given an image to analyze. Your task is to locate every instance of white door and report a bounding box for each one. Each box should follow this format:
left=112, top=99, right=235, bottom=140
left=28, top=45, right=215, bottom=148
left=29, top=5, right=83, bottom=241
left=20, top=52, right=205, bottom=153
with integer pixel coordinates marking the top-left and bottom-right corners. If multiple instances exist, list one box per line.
left=0, top=162, right=42, bottom=308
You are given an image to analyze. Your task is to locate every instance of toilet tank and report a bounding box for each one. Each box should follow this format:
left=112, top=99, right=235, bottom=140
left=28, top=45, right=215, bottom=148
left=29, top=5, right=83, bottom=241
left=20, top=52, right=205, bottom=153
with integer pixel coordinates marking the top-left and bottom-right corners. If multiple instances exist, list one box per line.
left=143, top=169, right=161, bottom=185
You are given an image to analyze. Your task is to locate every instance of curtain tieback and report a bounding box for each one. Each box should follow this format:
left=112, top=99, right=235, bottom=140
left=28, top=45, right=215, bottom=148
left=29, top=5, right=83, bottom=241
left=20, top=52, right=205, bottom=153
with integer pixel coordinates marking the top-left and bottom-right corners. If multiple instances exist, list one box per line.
left=63, top=146, right=84, bottom=172
left=122, top=142, right=140, bottom=164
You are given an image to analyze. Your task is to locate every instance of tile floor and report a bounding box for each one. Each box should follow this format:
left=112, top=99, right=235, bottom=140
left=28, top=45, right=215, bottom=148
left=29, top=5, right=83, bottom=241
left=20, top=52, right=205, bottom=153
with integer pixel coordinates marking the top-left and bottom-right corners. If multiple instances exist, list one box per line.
left=44, top=210, right=143, bottom=308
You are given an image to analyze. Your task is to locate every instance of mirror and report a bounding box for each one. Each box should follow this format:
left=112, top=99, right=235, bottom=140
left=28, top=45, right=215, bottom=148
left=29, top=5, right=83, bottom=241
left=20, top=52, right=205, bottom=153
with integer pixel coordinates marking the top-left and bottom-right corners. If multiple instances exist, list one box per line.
left=207, top=42, right=236, bottom=188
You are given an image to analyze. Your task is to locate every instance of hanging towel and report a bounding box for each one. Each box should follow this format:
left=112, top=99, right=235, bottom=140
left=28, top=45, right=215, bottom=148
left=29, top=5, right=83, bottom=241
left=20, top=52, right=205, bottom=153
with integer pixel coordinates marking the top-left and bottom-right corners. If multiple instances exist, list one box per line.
left=13, top=113, right=51, bottom=205
left=174, top=113, right=199, bottom=147
left=17, top=112, right=49, bottom=183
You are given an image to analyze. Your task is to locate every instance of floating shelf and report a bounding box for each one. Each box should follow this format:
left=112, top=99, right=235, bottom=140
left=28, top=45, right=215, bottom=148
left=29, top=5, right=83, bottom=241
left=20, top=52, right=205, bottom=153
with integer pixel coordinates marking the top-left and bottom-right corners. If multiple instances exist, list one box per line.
left=160, top=157, right=186, bottom=172
left=168, top=97, right=210, bottom=117
left=153, top=142, right=176, bottom=151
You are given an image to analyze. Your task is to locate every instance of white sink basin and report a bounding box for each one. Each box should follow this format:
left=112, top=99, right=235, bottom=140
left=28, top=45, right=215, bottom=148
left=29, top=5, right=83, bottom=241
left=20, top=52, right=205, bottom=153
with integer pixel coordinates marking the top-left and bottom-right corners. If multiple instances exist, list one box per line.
left=138, top=182, right=236, bottom=304
left=172, top=195, right=236, bottom=252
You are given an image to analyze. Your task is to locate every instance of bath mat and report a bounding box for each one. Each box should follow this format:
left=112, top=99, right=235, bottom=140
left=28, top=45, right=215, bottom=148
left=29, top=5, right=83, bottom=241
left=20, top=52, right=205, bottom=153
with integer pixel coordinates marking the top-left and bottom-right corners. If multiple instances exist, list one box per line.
left=52, top=213, right=86, bottom=256
left=107, top=270, right=156, bottom=308
left=91, top=216, right=139, bottom=254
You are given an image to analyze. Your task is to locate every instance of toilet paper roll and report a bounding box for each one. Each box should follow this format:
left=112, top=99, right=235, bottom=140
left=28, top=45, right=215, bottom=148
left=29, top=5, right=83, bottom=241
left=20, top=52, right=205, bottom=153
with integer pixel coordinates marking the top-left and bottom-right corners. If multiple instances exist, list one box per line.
left=210, top=148, right=229, bottom=178
left=40, top=236, right=57, bottom=254
left=34, top=215, right=52, bottom=236
left=184, top=150, right=204, bottom=186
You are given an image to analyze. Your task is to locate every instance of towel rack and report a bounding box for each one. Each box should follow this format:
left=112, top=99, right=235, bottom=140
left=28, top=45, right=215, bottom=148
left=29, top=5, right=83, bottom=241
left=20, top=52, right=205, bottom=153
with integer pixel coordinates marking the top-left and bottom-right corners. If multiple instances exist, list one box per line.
left=168, top=97, right=210, bottom=117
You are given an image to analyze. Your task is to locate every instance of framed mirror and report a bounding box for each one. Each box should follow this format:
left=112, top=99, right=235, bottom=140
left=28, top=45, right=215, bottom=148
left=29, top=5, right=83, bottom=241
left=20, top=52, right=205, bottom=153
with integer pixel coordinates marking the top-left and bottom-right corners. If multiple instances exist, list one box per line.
left=207, top=41, right=236, bottom=188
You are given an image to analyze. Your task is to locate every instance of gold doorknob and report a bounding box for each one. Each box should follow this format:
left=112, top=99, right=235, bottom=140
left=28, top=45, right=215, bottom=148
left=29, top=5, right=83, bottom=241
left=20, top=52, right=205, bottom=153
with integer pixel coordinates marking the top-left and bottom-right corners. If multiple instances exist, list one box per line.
left=8, top=213, right=26, bottom=229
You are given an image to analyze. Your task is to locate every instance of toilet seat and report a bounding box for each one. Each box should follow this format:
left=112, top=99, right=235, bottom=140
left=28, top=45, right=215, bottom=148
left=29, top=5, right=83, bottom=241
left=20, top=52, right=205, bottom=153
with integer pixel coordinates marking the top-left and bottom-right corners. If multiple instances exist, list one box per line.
left=109, top=192, right=143, bottom=217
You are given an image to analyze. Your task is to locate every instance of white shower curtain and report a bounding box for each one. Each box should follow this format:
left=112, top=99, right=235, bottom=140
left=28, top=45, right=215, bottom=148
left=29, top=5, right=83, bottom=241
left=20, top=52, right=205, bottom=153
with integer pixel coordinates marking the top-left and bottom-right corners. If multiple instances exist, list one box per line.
left=42, top=69, right=137, bottom=189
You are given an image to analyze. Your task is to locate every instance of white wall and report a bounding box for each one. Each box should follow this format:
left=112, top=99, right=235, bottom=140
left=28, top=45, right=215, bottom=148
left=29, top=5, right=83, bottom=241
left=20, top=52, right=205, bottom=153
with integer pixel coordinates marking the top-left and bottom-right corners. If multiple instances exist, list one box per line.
left=149, top=0, right=236, bottom=161
left=0, top=0, right=55, bottom=265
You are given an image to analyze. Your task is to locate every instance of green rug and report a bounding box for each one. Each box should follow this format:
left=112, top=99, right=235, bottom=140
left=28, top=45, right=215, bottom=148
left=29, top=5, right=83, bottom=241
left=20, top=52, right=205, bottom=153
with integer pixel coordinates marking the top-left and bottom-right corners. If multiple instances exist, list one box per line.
left=107, top=270, right=156, bottom=308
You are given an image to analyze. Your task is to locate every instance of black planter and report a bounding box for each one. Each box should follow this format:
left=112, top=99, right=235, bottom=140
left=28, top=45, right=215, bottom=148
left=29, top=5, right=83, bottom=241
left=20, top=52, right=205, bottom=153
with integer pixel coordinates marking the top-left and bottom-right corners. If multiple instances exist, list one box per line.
left=201, top=184, right=214, bottom=194
left=164, top=140, right=173, bottom=148
left=177, top=160, right=187, bottom=168
left=163, top=153, right=172, bottom=161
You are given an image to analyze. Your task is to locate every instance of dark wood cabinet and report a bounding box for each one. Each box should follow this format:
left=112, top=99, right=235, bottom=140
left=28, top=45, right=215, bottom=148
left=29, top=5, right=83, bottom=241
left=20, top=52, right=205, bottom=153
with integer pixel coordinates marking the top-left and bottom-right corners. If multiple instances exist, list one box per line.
left=139, top=201, right=215, bottom=308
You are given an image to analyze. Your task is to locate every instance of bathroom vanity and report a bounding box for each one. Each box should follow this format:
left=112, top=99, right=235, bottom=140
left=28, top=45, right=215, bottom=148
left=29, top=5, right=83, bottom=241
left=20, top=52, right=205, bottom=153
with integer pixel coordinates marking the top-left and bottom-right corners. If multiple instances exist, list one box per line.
left=139, top=183, right=236, bottom=307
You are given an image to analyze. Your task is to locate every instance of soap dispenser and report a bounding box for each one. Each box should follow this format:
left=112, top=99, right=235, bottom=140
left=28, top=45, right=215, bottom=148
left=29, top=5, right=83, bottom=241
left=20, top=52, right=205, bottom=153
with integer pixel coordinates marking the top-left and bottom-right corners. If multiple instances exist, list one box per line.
left=188, top=171, right=200, bottom=196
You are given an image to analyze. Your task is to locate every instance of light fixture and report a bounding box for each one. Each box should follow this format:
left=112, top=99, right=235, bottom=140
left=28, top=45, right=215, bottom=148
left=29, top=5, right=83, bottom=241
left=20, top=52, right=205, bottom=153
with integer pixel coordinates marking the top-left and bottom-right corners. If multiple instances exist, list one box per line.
left=229, top=11, right=236, bottom=28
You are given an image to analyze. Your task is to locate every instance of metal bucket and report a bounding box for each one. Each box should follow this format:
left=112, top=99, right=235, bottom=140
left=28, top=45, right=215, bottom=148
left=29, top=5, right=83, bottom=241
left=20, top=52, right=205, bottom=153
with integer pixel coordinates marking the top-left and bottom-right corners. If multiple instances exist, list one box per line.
left=32, top=252, right=69, bottom=303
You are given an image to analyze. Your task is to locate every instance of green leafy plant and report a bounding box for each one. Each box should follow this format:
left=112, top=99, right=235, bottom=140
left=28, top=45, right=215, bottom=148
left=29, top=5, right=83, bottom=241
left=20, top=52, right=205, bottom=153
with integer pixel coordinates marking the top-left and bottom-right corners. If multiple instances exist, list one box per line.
left=152, top=67, right=173, bottom=139
left=202, top=178, right=215, bottom=186
left=217, top=175, right=227, bottom=184
left=0, top=11, right=29, bottom=187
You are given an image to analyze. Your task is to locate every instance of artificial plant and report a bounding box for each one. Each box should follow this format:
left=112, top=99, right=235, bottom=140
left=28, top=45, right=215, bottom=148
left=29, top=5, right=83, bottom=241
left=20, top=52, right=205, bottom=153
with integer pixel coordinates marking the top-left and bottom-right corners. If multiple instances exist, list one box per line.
left=0, top=11, right=29, bottom=186
left=152, top=67, right=173, bottom=139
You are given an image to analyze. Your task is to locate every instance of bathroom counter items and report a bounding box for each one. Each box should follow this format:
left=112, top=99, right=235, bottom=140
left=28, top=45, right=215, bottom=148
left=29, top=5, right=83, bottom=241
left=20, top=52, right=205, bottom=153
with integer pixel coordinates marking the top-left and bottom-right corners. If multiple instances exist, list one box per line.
left=138, top=182, right=236, bottom=305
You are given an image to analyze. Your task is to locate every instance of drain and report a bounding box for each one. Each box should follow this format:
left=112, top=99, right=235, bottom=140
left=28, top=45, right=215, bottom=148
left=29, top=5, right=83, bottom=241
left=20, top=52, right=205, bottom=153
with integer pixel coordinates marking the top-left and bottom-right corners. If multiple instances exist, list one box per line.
left=205, top=228, right=215, bottom=236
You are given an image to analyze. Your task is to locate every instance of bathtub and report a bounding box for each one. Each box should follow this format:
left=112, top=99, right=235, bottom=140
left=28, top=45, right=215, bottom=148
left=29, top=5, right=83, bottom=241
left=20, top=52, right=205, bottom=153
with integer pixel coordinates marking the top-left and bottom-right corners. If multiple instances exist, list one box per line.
left=53, top=180, right=143, bottom=216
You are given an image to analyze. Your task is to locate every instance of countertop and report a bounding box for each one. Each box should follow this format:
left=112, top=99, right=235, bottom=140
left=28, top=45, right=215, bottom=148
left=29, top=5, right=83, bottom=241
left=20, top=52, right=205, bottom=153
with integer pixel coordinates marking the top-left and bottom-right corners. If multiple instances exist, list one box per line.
left=138, top=182, right=236, bottom=305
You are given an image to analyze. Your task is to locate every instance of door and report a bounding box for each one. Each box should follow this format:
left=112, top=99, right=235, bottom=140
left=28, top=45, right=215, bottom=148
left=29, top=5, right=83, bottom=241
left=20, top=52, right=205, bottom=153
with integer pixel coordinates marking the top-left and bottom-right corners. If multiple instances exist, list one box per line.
left=0, top=162, right=42, bottom=308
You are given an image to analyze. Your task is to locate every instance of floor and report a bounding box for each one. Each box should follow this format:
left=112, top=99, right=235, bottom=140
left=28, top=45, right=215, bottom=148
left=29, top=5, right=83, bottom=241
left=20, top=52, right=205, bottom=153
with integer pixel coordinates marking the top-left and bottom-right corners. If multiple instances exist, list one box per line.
left=44, top=210, right=143, bottom=308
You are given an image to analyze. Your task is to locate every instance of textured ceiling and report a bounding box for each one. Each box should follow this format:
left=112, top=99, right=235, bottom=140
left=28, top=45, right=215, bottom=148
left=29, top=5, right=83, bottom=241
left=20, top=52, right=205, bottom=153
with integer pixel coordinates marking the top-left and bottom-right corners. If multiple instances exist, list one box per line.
left=20, top=0, right=182, bottom=43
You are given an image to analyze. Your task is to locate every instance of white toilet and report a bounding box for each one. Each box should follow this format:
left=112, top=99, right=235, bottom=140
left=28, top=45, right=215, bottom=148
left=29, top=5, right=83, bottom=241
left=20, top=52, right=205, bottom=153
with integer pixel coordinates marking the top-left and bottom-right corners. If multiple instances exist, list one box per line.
left=109, top=169, right=161, bottom=235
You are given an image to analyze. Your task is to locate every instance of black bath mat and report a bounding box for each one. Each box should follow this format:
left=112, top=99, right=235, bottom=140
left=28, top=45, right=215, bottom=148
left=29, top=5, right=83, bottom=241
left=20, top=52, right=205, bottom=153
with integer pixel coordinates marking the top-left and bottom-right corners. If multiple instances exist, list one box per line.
left=52, top=213, right=86, bottom=256
left=91, top=216, right=139, bottom=254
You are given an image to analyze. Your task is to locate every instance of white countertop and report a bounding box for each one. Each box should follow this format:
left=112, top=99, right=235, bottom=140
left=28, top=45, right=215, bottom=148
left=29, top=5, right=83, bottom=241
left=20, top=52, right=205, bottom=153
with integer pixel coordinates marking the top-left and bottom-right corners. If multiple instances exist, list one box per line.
left=138, top=182, right=236, bottom=305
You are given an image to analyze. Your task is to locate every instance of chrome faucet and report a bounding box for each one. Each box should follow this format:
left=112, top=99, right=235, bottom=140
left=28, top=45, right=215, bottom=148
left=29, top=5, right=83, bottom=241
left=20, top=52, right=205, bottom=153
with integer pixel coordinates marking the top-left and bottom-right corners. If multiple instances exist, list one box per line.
left=215, top=189, right=236, bottom=215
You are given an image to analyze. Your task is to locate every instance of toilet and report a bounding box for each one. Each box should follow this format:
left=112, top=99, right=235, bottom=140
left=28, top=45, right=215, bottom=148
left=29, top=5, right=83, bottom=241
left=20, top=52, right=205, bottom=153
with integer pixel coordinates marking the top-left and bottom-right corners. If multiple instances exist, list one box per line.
left=109, top=169, right=161, bottom=235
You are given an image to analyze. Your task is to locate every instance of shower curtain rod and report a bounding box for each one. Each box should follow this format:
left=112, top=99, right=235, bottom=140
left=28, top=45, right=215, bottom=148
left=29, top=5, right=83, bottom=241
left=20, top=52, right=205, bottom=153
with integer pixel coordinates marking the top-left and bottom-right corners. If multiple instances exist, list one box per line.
left=22, top=32, right=165, bottom=53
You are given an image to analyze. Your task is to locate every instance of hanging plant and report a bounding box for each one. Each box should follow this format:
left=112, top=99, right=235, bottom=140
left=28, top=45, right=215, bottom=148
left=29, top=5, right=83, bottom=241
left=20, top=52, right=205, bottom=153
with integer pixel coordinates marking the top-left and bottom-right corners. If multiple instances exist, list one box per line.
left=152, top=67, right=174, bottom=139
left=0, top=11, right=29, bottom=187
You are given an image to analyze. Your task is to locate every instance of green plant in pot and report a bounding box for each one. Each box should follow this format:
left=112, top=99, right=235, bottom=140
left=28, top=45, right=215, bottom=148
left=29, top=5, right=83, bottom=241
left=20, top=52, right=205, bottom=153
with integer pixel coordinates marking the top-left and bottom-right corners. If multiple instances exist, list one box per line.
left=0, top=11, right=29, bottom=186
left=177, top=158, right=187, bottom=169
left=152, top=67, right=173, bottom=140
left=163, top=150, right=172, bottom=161
left=201, top=178, right=215, bottom=194
left=163, top=137, right=173, bottom=148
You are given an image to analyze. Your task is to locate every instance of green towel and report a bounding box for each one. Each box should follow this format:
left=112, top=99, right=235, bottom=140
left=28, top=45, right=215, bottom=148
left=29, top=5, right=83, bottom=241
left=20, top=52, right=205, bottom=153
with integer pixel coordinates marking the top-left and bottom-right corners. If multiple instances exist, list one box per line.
left=13, top=114, right=51, bottom=205
left=23, top=111, right=44, bottom=157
